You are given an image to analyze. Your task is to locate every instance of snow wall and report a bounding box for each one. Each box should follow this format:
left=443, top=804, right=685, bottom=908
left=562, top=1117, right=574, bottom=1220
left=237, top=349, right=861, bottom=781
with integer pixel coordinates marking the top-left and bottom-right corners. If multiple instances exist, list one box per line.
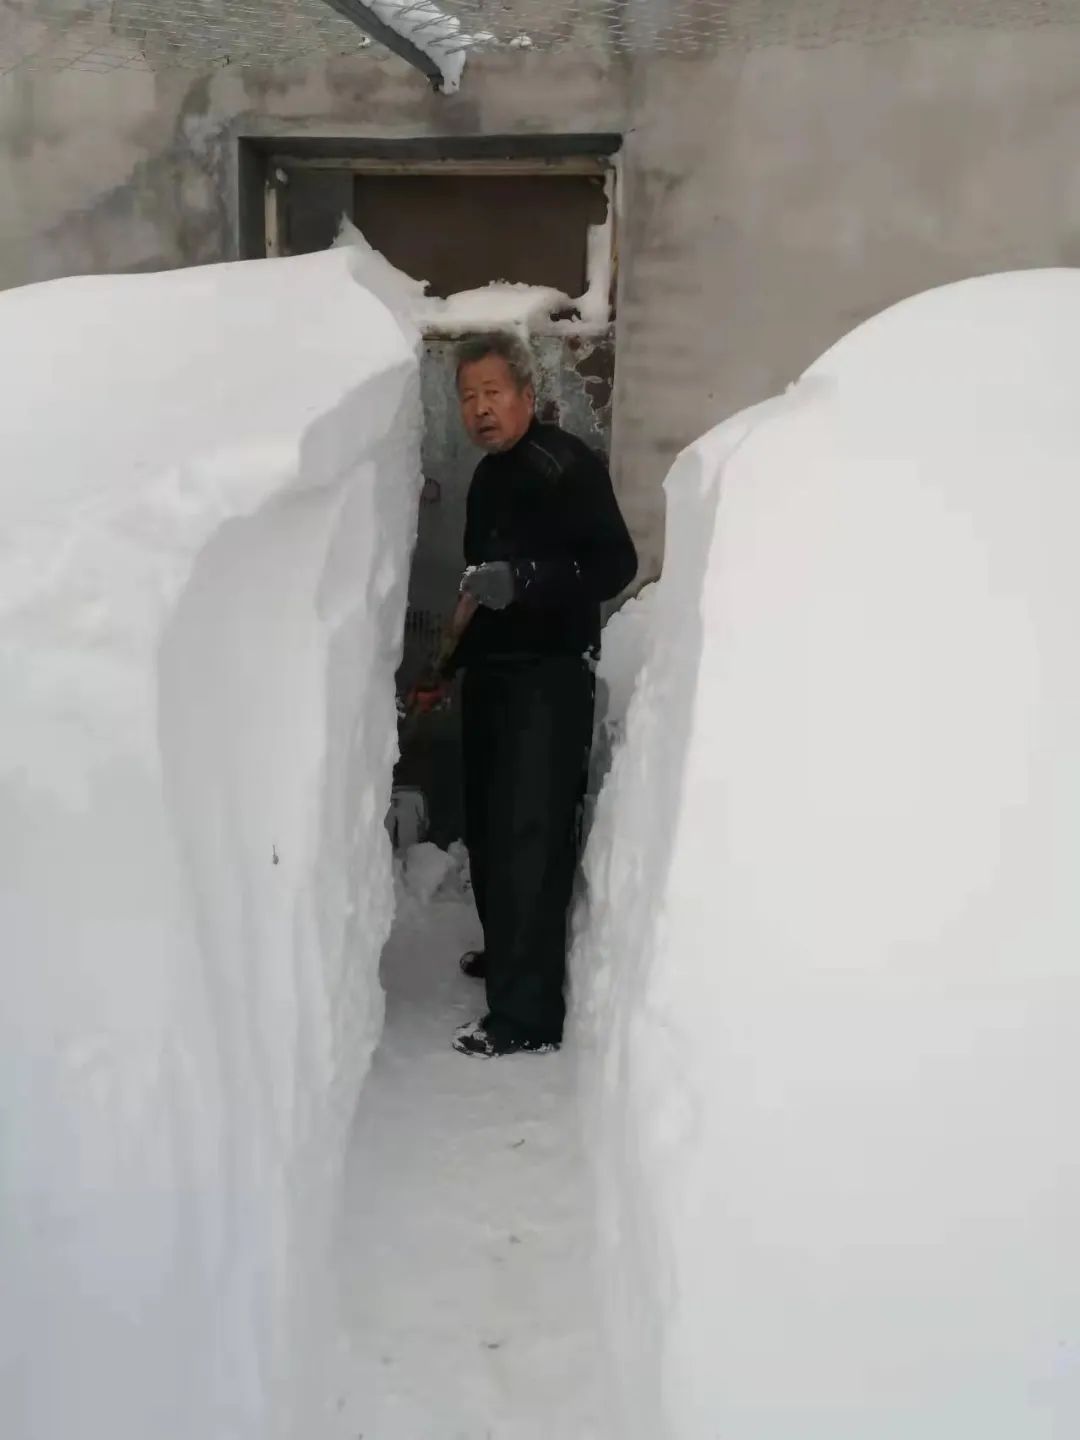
left=582, top=586, right=655, bottom=842
left=574, top=269, right=1080, bottom=1439
left=0, top=249, right=421, bottom=1439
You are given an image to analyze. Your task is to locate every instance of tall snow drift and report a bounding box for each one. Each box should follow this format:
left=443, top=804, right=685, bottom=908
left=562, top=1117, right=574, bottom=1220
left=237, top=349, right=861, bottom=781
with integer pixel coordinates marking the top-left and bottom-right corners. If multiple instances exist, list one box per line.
left=0, top=249, right=421, bottom=1439
left=584, top=586, right=656, bottom=834
left=574, top=270, right=1080, bottom=1438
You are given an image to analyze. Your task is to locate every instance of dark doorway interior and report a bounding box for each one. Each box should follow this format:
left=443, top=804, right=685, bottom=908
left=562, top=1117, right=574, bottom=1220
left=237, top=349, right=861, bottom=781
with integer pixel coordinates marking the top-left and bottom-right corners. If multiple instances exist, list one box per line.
left=353, top=173, right=608, bottom=298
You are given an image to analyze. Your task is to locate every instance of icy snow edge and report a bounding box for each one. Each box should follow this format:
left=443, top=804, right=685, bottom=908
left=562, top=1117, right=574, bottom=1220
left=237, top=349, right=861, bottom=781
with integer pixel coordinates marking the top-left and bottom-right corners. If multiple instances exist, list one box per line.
left=357, top=0, right=469, bottom=93
left=332, top=214, right=611, bottom=332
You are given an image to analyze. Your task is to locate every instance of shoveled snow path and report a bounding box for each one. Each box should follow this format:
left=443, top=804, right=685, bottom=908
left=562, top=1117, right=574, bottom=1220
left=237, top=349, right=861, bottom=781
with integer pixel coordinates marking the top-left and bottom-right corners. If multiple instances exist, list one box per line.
left=336, top=890, right=605, bottom=1439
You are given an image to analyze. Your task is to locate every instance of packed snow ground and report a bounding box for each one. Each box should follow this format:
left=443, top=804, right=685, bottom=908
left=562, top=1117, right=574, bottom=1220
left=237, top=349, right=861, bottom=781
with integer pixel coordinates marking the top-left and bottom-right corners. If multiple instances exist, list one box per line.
left=332, top=849, right=605, bottom=1439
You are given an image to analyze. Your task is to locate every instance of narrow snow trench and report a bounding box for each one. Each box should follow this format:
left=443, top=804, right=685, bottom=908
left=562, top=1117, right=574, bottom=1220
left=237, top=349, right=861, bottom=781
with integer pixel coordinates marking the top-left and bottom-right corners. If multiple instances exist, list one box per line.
left=334, top=864, right=606, bottom=1439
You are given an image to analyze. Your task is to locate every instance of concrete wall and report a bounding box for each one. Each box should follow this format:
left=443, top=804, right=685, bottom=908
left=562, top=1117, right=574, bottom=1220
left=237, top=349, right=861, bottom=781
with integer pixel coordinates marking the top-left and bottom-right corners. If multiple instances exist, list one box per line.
left=616, top=28, right=1080, bottom=567
left=4, top=27, right=1080, bottom=579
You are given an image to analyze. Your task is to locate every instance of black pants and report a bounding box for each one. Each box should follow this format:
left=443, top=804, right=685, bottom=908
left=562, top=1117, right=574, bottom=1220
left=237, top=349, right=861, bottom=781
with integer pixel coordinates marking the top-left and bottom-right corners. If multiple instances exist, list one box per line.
left=462, top=655, right=595, bottom=1045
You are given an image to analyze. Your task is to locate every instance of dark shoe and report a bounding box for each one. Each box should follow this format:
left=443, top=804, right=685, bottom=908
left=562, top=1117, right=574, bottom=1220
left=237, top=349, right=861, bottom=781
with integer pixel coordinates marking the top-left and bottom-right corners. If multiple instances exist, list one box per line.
left=459, top=949, right=486, bottom=980
left=452, top=1019, right=559, bottom=1058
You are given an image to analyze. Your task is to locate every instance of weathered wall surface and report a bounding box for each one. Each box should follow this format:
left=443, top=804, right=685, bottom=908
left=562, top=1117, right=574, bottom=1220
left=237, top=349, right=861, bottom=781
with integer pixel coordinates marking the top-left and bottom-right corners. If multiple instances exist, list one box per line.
left=5, top=28, right=1080, bottom=578
left=614, top=30, right=1080, bottom=569
left=0, top=52, right=628, bottom=283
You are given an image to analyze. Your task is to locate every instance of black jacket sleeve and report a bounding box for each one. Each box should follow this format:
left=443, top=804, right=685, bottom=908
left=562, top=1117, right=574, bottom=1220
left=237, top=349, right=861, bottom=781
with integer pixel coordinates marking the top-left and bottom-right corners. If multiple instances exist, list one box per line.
left=515, top=442, right=637, bottom=608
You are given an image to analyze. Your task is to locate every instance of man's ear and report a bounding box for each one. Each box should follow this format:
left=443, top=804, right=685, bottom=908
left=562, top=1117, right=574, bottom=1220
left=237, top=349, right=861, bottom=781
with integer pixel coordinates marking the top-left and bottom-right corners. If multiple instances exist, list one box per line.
left=525, top=383, right=536, bottom=412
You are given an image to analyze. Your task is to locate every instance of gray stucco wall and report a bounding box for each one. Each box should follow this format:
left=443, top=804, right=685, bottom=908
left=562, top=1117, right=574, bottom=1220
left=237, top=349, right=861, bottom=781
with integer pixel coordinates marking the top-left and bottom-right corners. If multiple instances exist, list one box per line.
left=616, top=29, right=1080, bottom=566
left=4, top=27, right=1080, bottom=580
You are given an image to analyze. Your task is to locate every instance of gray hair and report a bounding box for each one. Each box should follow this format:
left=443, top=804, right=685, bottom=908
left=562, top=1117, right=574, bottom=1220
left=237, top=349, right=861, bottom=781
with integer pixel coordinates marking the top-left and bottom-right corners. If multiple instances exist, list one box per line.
left=454, top=331, right=535, bottom=391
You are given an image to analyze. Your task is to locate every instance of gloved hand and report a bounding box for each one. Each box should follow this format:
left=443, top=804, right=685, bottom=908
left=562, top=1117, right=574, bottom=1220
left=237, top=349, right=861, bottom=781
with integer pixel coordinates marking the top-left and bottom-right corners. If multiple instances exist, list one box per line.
left=459, top=561, right=516, bottom=611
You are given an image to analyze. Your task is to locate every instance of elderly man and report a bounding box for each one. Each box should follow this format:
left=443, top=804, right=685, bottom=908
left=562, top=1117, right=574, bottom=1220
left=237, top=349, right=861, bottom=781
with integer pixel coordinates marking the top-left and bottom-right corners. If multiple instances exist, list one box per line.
left=433, top=331, right=637, bottom=1057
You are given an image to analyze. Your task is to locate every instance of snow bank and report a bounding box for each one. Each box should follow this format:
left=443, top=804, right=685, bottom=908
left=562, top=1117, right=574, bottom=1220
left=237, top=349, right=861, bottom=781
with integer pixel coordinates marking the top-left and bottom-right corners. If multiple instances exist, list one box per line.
left=0, top=248, right=421, bottom=1439
left=595, top=586, right=656, bottom=736
left=584, top=585, right=655, bottom=828
left=332, top=214, right=429, bottom=313
left=394, top=838, right=471, bottom=911
left=402, top=840, right=454, bottom=905
left=574, top=270, right=1080, bottom=1438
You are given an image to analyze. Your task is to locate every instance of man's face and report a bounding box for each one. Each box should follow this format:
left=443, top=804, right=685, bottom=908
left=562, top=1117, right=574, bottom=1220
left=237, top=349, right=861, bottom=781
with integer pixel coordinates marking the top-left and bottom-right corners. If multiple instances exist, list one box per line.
left=457, top=355, right=535, bottom=453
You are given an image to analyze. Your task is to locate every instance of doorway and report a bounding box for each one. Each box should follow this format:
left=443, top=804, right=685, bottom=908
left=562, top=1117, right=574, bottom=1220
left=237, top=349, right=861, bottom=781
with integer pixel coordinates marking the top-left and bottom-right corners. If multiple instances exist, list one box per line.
left=240, top=135, right=621, bottom=843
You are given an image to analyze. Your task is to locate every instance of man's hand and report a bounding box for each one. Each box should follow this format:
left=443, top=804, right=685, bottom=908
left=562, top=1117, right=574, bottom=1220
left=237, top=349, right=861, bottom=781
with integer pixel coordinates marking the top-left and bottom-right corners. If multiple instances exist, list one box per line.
left=460, top=561, right=516, bottom=611
left=407, top=673, right=450, bottom=716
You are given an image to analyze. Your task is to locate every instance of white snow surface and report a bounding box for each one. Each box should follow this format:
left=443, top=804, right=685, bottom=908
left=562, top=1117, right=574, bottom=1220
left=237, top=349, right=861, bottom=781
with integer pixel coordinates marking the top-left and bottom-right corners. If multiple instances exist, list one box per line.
left=333, top=215, right=582, bottom=335
left=365, top=0, right=468, bottom=93
left=333, top=863, right=605, bottom=1439
left=400, top=838, right=456, bottom=906
left=595, top=586, right=656, bottom=735
left=426, top=282, right=574, bottom=335
left=332, top=214, right=429, bottom=315
left=585, top=586, right=656, bottom=823
left=0, top=248, right=422, bottom=1440
left=576, top=171, right=615, bottom=326
left=573, top=270, right=1080, bottom=1438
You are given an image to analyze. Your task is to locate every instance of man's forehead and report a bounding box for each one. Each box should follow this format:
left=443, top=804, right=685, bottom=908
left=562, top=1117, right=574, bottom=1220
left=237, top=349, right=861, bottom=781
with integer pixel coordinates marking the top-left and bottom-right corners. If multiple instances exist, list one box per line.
left=458, top=356, right=522, bottom=390
left=460, top=356, right=508, bottom=378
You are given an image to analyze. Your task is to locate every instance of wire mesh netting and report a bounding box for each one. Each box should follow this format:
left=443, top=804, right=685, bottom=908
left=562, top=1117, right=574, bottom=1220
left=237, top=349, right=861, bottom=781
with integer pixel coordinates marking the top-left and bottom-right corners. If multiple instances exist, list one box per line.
left=2, top=0, right=1080, bottom=75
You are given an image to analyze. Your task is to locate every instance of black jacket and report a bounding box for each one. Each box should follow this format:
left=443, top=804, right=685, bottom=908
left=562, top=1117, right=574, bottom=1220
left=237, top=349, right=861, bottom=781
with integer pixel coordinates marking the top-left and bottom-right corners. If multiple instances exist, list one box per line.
left=451, top=421, right=638, bottom=672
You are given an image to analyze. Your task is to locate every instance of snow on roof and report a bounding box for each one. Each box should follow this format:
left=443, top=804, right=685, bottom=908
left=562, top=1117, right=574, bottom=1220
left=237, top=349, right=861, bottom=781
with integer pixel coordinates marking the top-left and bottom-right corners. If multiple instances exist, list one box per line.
left=361, top=0, right=469, bottom=92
